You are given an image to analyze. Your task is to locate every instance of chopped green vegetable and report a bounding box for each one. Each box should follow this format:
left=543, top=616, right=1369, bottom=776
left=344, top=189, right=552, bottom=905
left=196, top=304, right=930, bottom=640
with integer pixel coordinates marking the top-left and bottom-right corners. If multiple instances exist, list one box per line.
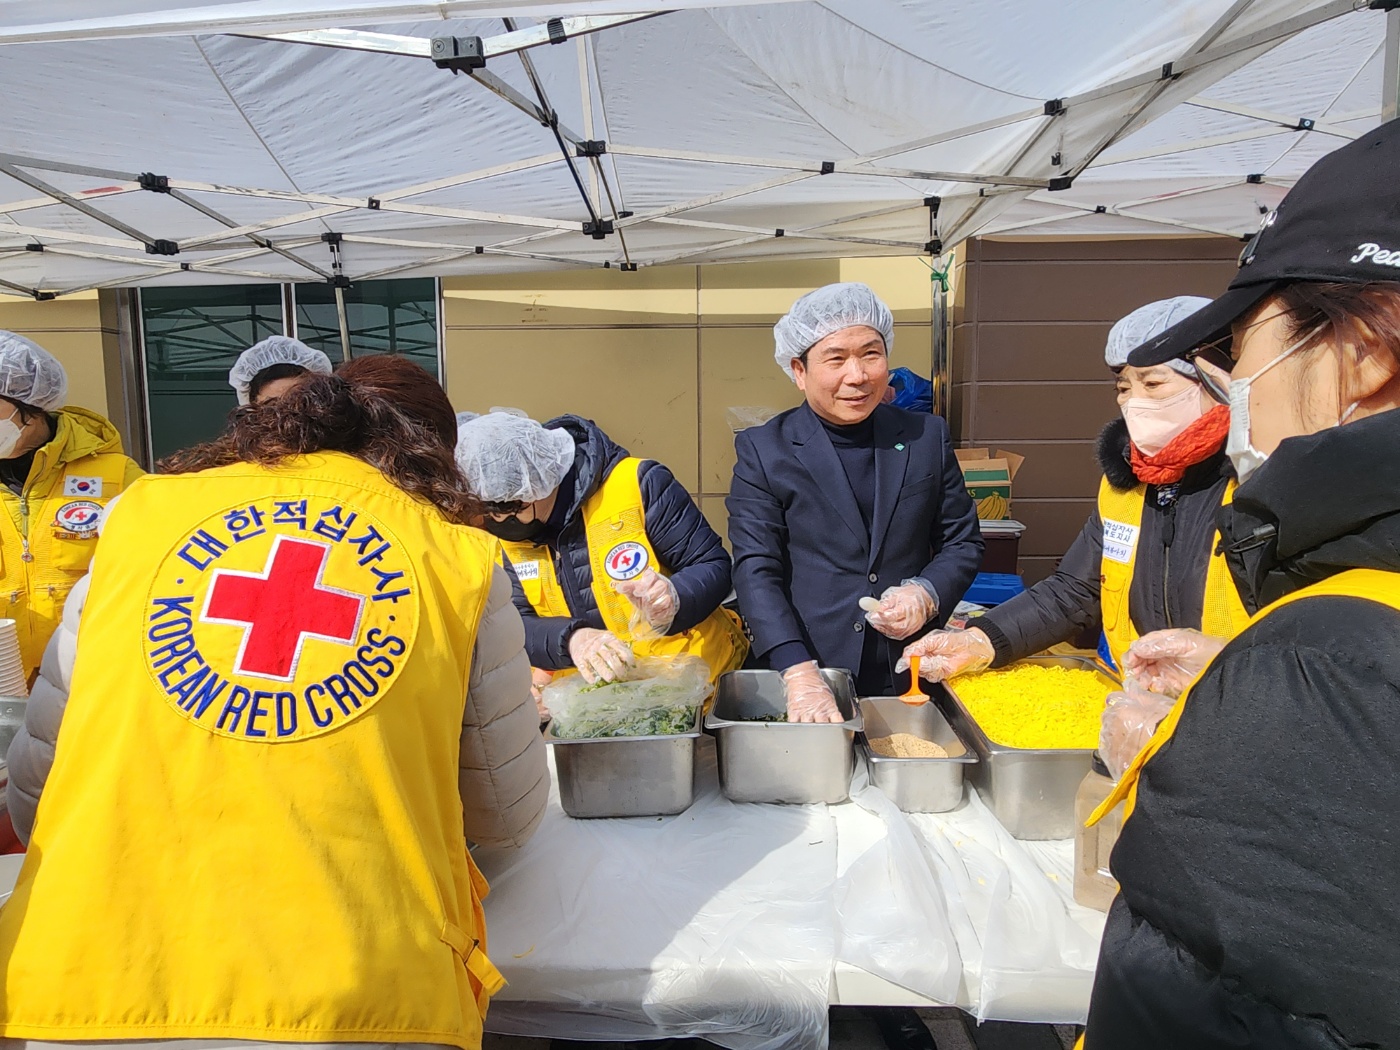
left=750, top=712, right=788, bottom=723
left=551, top=679, right=697, bottom=739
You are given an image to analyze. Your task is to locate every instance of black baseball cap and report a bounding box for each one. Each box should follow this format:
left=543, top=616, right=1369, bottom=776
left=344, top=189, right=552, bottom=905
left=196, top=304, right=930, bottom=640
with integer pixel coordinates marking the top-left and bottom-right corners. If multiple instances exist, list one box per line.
left=1129, top=116, right=1400, bottom=367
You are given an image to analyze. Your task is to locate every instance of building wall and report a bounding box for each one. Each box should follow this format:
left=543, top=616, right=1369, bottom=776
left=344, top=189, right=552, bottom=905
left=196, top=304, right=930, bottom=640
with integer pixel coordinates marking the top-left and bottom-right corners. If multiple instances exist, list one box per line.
left=440, top=256, right=937, bottom=541
left=949, top=237, right=1240, bottom=584
left=0, top=290, right=123, bottom=419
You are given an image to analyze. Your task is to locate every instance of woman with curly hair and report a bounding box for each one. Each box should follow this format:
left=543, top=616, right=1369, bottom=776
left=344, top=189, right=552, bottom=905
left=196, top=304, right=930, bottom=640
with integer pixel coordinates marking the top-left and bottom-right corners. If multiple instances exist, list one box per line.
left=0, top=355, right=546, bottom=1050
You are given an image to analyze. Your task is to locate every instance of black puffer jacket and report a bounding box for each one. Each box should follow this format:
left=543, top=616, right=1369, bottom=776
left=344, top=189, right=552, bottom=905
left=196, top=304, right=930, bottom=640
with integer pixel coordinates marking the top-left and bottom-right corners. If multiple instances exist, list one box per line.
left=975, top=417, right=1231, bottom=665
left=504, top=415, right=732, bottom=671
left=1087, top=407, right=1400, bottom=1050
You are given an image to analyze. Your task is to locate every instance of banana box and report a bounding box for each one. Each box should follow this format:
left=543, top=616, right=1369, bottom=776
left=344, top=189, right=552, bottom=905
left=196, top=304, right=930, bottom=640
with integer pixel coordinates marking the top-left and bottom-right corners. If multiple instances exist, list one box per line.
left=954, top=448, right=1024, bottom=520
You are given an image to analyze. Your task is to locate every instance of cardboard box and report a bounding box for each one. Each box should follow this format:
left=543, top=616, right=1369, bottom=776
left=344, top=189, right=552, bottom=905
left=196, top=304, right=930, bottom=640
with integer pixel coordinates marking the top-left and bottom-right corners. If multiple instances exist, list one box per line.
left=955, top=448, right=1024, bottom=520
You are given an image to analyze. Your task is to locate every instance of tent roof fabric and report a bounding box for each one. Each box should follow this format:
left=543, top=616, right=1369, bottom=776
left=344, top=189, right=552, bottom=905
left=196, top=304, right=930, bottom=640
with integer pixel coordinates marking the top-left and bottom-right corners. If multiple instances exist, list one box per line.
left=0, top=1, right=1388, bottom=296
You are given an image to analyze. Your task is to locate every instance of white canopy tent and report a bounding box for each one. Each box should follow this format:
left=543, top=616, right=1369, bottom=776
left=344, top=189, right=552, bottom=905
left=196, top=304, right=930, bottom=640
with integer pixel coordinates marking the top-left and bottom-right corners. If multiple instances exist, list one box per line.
left=0, top=0, right=1394, bottom=298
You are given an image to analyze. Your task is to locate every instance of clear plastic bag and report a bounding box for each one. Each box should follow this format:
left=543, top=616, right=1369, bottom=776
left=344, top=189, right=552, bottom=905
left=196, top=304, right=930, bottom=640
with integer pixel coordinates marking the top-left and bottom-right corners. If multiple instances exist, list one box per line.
left=542, top=655, right=711, bottom=739
left=726, top=406, right=779, bottom=432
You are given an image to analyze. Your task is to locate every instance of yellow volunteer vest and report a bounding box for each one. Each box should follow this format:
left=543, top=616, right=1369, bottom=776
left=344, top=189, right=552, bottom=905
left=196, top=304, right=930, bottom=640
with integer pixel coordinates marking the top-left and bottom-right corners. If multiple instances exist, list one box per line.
left=1097, top=478, right=1250, bottom=668
left=0, top=407, right=142, bottom=678
left=500, top=457, right=748, bottom=682
left=0, top=452, right=504, bottom=1048
left=1094, top=567, right=1400, bottom=826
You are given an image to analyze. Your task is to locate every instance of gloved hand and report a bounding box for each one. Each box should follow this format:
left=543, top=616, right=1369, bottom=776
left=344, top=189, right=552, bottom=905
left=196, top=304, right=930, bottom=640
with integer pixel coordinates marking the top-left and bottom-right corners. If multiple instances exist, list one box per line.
left=1122, top=628, right=1226, bottom=699
left=781, top=661, right=846, bottom=724
left=614, top=568, right=680, bottom=637
left=1100, top=677, right=1176, bottom=779
left=861, top=581, right=939, bottom=640
left=531, top=667, right=554, bottom=723
left=567, top=627, right=637, bottom=685
left=895, top=627, right=995, bottom=683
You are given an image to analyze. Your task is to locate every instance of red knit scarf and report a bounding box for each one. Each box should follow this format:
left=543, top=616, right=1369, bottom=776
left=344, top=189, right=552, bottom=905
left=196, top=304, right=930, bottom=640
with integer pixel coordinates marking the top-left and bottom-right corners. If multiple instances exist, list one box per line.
left=1129, top=405, right=1230, bottom=485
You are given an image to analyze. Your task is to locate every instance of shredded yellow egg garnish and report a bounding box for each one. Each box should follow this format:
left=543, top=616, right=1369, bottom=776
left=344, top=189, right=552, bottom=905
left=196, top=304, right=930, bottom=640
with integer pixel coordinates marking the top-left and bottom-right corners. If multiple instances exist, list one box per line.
left=950, top=664, right=1110, bottom=750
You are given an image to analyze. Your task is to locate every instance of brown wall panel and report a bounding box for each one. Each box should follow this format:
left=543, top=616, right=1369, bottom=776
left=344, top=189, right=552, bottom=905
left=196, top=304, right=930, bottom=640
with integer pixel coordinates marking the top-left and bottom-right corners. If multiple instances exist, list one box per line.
left=1013, top=500, right=1096, bottom=559
left=971, top=383, right=1116, bottom=442
left=997, top=441, right=1105, bottom=501
left=974, top=260, right=1238, bottom=323
left=975, top=323, right=1113, bottom=382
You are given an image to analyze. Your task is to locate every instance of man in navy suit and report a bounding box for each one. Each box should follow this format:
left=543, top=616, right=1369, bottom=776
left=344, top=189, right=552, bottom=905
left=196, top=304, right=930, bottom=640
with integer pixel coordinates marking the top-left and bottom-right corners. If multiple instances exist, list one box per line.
left=728, top=282, right=983, bottom=722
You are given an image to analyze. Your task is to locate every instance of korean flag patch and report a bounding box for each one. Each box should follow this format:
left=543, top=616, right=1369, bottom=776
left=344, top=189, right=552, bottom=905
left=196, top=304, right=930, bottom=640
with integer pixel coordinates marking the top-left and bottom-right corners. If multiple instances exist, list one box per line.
left=64, top=475, right=104, bottom=498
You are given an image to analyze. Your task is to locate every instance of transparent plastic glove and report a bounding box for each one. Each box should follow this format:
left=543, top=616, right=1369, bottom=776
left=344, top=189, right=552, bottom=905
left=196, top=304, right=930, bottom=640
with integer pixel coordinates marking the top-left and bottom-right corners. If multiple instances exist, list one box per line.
left=861, top=581, right=939, bottom=641
left=895, top=627, right=995, bottom=683
left=1122, top=628, right=1226, bottom=699
left=1100, top=676, right=1176, bottom=779
left=531, top=667, right=554, bottom=722
left=567, top=627, right=637, bottom=685
left=781, top=661, right=845, bottom=724
left=614, top=568, right=679, bottom=637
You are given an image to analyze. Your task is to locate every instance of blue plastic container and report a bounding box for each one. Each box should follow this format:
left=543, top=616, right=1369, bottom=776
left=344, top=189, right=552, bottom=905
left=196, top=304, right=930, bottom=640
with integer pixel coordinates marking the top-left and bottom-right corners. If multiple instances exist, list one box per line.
left=963, top=572, right=1025, bottom=607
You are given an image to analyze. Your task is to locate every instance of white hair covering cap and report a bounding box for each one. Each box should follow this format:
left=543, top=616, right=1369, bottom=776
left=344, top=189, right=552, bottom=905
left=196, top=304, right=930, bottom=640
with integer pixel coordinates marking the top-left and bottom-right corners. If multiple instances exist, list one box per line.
left=773, top=282, right=894, bottom=381
left=1105, top=297, right=1212, bottom=377
left=455, top=411, right=577, bottom=504
left=228, top=336, right=334, bottom=405
left=0, top=331, right=67, bottom=411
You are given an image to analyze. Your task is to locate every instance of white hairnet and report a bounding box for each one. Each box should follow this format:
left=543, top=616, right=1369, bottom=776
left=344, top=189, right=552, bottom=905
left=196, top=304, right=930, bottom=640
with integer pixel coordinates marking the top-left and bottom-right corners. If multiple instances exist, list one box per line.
left=228, top=336, right=334, bottom=405
left=773, top=282, right=895, bottom=380
left=455, top=412, right=577, bottom=504
left=1105, top=297, right=1211, bottom=376
left=455, top=410, right=480, bottom=427
left=0, top=331, right=67, bottom=411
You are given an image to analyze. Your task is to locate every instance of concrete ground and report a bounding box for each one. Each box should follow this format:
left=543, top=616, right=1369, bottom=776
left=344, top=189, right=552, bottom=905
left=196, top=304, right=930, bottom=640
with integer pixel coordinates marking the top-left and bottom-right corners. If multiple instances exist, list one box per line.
left=484, top=1009, right=1080, bottom=1049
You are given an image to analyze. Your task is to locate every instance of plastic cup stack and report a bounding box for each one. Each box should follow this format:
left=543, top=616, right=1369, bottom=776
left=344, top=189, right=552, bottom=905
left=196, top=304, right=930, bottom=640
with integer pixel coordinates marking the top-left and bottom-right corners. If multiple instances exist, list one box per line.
left=0, top=620, right=27, bottom=699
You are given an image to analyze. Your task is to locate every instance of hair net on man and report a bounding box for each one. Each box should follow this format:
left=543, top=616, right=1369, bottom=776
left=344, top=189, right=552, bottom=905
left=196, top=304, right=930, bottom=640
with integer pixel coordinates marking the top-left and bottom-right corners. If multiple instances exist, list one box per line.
left=455, top=412, right=577, bottom=504
left=1104, top=297, right=1211, bottom=377
left=228, top=336, right=334, bottom=405
left=0, top=331, right=68, bottom=412
left=773, top=282, right=895, bottom=381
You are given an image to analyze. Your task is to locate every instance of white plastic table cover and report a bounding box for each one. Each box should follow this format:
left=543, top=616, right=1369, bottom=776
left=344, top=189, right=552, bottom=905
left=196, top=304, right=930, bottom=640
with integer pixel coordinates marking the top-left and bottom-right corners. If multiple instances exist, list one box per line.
left=473, top=738, right=1106, bottom=1049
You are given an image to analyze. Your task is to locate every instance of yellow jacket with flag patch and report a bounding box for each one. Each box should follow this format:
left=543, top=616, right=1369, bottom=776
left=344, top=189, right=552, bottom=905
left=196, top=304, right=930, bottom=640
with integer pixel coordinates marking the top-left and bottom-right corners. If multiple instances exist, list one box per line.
left=0, top=405, right=142, bottom=678
left=0, top=451, right=521, bottom=1049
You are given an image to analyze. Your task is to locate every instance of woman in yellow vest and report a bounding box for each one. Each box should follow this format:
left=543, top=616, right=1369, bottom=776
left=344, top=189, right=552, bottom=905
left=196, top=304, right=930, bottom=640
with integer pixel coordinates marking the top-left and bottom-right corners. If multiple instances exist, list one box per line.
left=1083, top=121, right=1400, bottom=1049
left=455, top=411, right=747, bottom=686
left=898, top=298, right=1249, bottom=684
left=0, top=360, right=547, bottom=1050
left=0, top=330, right=142, bottom=679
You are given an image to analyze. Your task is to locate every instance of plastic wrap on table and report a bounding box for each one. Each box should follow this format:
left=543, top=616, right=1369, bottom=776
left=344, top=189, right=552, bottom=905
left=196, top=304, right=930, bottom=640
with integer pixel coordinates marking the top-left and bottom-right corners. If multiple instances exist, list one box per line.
left=474, top=739, right=837, bottom=1050
left=904, top=790, right=1104, bottom=1023
left=835, top=759, right=963, bottom=1004
left=542, top=655, right=709, bottom=738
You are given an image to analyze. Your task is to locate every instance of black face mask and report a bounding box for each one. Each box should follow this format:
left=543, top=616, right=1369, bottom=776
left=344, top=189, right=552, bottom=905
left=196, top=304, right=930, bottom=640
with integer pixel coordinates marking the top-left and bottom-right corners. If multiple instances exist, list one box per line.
left=485, top=516, right=548, bottom=544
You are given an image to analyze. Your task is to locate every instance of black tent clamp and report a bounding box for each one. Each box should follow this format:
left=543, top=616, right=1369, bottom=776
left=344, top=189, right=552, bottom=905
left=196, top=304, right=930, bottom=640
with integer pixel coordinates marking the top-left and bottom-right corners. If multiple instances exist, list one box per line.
left=430, top=35, right=486, bottom=73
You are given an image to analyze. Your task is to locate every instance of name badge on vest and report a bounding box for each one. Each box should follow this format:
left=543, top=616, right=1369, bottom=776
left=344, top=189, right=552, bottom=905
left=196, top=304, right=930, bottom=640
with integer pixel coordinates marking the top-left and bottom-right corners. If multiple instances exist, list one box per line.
left=1102, top=519, right=1140, bottom=565
left=514, top=560, right=541, bottom=582
left=144, top=497, right=421, bottom=742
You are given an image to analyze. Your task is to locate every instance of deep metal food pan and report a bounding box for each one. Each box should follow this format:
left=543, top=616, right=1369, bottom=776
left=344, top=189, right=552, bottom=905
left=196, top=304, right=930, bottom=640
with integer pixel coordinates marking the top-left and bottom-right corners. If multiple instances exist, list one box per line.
left=705, top=669, right=861, bottom=805
left=939, top=655, right=1116, bottom=840
left=544, top=706, right=703, bottom=819
left=858, top=697, right=976, bottom=813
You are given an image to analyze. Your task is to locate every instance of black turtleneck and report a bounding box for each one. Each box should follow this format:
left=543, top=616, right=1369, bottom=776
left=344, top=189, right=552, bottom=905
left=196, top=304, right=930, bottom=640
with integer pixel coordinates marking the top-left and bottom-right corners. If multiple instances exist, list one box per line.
left=819, top=412, right=877, bottom=530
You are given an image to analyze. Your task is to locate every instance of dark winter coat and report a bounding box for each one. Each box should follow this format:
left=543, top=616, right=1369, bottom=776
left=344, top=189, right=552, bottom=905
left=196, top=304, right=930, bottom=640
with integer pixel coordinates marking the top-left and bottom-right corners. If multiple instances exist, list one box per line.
left=975, top=417, right=1231, bottom=665
left=503, top=415, right=732, bottom=671
left=1086, top=407, right=1400, bottom=1050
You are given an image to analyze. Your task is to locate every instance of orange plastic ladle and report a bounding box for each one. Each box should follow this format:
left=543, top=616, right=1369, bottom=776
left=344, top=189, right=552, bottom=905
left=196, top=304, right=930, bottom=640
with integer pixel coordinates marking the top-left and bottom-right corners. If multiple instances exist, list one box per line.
left=899, top=656, right=926, bottom=705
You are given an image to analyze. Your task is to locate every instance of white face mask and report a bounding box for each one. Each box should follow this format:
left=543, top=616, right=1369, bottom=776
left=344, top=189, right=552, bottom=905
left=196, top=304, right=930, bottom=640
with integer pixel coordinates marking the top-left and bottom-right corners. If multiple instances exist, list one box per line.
left=0, top=417, right=22, bottom=460
left=1120, top=385, right=1204, bottom=456
left=1226, top=324, right=1338, bottom=484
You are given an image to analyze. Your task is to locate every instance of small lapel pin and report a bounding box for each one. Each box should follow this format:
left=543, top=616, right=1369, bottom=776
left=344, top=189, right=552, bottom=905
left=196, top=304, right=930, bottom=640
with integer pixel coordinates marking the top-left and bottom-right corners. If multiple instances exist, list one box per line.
left=895, top=443, right=905, bottom=452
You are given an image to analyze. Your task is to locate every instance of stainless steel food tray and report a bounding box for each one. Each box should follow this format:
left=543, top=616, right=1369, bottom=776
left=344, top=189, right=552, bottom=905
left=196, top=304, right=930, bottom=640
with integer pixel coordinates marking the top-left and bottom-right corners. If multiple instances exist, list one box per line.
left=544, top=705, right=703, bottom=819
left=706, top=669, right=861, bottom=805
left=938, top=655, right=1117, bottom=840
left=858, top=697, right=976, bottom=813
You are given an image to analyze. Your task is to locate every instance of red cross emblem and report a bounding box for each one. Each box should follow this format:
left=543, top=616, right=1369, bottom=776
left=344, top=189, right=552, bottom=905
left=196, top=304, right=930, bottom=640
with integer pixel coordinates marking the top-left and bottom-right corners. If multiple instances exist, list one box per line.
left=202, top=536, right=364, bottom=680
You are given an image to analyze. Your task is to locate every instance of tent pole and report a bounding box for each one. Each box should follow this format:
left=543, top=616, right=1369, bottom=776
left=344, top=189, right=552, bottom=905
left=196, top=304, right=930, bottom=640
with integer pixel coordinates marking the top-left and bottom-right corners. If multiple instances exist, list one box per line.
left=335, top=285, right=353, bottom=363
left=1385, top=10, right=1400, bottom=123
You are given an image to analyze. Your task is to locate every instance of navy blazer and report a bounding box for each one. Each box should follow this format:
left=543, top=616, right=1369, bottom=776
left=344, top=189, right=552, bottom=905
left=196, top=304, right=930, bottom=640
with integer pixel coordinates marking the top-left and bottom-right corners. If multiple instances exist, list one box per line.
left=727, top=402, right=983, bottom=689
